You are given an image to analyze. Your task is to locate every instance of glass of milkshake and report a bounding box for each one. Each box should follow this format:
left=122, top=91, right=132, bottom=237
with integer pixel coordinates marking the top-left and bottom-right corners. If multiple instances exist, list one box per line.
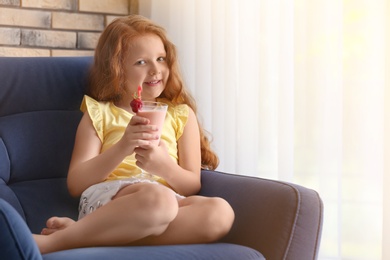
left=137, top=101, right=168, bottom=145
left=136, top=101, right=167, bottom=179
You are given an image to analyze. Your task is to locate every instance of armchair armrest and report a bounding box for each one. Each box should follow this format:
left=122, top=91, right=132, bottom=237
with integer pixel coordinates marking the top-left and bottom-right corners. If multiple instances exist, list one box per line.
left=199, top=170, right=323, bottom=260
left=0, top=199, right=42, bottom=260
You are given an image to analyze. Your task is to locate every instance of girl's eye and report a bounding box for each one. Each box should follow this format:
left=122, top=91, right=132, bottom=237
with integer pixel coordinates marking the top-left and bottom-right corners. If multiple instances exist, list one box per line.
left=157, top=57, right=166, bottom=62
left=136, top=60, right=146, bottom=65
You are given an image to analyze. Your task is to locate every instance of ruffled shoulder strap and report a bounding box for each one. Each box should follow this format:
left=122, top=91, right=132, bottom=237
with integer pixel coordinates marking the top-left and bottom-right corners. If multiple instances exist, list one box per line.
left=172, top=104, right=189, bottom=140
left=80, top=95, right=104, bottom=142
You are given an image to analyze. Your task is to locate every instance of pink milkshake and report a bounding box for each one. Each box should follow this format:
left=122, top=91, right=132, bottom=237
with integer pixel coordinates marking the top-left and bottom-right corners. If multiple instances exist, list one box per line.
left=137, top=101, right=168, bottom=145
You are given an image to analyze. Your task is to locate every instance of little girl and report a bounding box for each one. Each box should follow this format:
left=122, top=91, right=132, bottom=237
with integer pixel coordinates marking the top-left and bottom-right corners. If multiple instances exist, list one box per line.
left=33, top=15, right=234, bottom=254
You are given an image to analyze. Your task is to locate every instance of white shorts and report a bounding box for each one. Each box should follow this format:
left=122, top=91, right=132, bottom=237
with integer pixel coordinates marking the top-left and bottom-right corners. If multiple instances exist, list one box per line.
left=78, top=177, right=184, bottom=220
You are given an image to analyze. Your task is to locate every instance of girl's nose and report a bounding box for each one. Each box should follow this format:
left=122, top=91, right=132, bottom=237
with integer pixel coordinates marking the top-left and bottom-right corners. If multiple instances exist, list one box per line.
left=149, top=62, right=161, bottom=76
left=149, top=70, right=160, bottom=76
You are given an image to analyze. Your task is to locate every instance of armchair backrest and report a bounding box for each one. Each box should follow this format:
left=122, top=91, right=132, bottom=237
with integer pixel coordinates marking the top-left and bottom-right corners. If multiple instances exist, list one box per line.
left=0, top=57, right=92, bottom=233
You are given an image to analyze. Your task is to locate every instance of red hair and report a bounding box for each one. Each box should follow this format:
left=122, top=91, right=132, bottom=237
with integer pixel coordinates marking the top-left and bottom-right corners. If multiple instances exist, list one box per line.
left=88, top=15, right=219, bottom=170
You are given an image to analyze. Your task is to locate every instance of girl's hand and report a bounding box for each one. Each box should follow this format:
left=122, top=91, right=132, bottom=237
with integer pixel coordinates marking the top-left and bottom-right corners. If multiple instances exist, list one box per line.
left=119, top=115, right=159, bottom=155
left=134, top=141, right=172, bottom=176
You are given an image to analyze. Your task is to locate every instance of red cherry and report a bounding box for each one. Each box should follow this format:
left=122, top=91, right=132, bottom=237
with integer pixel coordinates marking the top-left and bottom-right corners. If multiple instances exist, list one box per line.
left=130, top=98, right=143, bottom=113
left=130, top=85, right=143, bottom=113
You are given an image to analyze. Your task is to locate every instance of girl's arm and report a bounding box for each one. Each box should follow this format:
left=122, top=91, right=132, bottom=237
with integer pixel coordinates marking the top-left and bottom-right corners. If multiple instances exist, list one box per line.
left=174, top=108, right=202, bottom=194
left=67, top=112, right=157, bottom=197
left=135, top=108, right=202, bottom=196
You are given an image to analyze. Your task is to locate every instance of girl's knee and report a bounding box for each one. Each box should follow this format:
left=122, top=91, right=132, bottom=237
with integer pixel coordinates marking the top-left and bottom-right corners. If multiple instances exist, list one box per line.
left=138, top=184, right=177, bottom=207
left=202, top=197, right=235, bottom=241
left=132, top=184, right=179, bottom=223
left=115, top=183, right=177, bottom=209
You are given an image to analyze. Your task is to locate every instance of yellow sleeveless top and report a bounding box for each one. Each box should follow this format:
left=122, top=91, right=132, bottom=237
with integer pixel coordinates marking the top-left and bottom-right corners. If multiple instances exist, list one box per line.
left=80, top=95, right=189, bottom=187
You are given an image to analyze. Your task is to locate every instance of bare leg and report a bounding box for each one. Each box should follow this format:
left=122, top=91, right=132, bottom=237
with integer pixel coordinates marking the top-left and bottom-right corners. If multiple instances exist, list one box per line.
left=38, top=196, right=235, bottom=245
left=34, top=183, right=178, bottom=254
left=131, top=196, right=235, bottom=245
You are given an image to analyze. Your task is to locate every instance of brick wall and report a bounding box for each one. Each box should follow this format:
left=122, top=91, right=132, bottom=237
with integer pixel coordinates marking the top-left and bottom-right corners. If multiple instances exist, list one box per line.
left=0, top=0, right=139, bottom=57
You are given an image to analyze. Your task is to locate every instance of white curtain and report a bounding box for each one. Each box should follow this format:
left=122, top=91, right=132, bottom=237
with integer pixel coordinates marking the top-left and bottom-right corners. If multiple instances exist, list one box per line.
left=139, top=0, right=390, bottom=259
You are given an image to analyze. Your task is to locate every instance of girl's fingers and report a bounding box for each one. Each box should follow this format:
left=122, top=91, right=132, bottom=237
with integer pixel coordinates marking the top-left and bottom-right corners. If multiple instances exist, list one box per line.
left=128, top=118, right=159, bottom=133
left=129, top=115, right=149, bottom=125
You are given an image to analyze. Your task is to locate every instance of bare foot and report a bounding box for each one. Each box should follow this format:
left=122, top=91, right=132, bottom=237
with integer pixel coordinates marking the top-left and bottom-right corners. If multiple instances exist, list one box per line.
left=41, top=217, right=75, bottom=235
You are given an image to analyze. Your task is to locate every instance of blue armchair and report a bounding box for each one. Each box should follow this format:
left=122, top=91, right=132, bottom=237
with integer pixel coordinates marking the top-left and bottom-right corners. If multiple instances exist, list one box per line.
left=0, top=57, right=323, bottom=260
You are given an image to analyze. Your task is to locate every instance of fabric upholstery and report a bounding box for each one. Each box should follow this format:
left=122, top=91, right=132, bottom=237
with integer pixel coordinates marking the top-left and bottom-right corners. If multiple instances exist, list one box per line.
left=42, top=243, right=263, bottom=260
left=200, top=170, right=323, bottom=259
left=0, top=199, right=42, bottom=260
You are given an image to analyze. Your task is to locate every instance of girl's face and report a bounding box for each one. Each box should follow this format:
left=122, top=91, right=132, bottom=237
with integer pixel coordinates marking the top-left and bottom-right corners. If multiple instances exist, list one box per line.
left=125, top=34, right=169, bottom=102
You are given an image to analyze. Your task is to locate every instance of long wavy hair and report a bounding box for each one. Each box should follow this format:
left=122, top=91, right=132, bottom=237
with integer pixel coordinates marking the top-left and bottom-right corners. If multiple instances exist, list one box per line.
left=88, top=15, right=219, bottom=170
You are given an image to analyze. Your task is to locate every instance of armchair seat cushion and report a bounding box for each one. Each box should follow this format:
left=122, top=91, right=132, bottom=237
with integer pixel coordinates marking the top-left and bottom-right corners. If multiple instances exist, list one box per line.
left=0, top=198, right=265, bottom=260
left=43, top=244, right=264, bottom=260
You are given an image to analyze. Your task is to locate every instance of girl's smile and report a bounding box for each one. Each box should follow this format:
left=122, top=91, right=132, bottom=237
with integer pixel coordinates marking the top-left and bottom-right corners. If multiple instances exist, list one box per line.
left=144, top=79, right=162, bottom=87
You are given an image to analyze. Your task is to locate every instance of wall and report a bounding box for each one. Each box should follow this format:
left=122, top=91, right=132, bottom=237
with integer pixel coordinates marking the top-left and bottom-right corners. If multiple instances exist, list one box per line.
left=0, top=0, right=138, bottom=57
